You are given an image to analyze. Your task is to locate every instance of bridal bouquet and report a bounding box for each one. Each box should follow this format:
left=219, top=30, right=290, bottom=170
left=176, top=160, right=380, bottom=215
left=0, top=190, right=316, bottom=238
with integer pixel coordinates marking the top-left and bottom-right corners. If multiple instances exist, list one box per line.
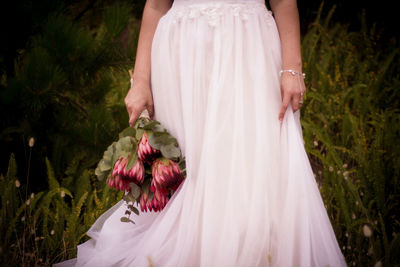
left=95, top=114, right=186, bottom=223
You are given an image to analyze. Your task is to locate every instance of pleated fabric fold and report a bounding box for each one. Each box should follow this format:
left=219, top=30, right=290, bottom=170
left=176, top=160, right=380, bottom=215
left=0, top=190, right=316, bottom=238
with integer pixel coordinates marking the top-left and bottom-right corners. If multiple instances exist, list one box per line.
left=54, top=0, right=347, bottom=266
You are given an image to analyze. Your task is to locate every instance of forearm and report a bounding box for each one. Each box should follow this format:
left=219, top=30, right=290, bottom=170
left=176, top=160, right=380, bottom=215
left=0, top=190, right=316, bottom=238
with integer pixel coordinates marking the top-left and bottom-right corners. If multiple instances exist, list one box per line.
left=133, top=0, right=172, bottom=84
left=269, top=0, right=302, bottom=71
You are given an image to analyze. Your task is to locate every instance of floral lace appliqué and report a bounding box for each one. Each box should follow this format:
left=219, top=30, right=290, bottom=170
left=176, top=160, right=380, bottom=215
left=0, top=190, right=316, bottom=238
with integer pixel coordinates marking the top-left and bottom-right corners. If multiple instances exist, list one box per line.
left=169, top=2, right=273, bottom=27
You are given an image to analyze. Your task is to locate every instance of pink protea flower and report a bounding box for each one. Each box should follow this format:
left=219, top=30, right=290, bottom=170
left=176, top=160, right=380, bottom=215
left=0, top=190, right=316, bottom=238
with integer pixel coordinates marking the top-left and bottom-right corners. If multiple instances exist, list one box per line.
left=106, top=175, right=131, bottom=192
left=126, top=160, right=145, bottom=184
left=152, top=158, right=184, bottom=191
left=139, top=185, right=169, bottom=212
left=108, top=157, right=145, bottom=191
left=151, top=185, right=169, bottom=212
left=139, top=191, right=150, bottom=212
left=112, top=157, right=123, bottom=177
left=137, top=132, right=160, bottom=164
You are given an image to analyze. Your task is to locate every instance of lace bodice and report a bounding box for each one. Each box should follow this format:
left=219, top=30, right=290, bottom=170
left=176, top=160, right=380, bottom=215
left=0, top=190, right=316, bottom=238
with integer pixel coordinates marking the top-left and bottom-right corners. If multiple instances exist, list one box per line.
left=169, top=0, right=273, bottom=27
left=173, top=0, right=265, bottom=3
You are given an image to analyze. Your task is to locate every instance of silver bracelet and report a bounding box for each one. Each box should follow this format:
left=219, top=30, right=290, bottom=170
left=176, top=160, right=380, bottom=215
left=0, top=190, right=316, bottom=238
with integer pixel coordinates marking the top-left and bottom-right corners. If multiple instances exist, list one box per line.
left=279, top=69, right=306, bottom=79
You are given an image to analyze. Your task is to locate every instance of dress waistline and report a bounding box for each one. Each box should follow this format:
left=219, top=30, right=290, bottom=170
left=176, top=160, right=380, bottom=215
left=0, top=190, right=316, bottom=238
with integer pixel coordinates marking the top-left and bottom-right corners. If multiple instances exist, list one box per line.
left=172, top=0, right=267, bottom=7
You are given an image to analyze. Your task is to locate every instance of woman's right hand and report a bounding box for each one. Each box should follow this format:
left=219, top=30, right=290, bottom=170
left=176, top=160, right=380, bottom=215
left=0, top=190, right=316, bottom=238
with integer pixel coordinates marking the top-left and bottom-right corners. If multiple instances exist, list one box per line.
left=124, top=79, right=155, bottom=127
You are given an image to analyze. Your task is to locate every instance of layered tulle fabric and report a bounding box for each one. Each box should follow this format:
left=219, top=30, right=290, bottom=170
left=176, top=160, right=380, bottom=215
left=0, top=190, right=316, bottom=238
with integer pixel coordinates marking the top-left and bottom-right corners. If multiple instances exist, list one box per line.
left=55, top=0, right=347, bottom=266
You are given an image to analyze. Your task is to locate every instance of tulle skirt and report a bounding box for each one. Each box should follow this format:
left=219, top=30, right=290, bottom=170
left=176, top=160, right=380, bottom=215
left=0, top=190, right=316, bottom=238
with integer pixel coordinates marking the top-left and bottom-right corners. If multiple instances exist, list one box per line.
left=55, top=0, right=347, bottom=266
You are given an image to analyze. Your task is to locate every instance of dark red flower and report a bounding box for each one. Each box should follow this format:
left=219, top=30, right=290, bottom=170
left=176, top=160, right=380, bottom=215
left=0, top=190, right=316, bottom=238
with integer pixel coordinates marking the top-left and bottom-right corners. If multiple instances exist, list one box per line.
left=137, top=132, right=160, bottom=164
left=152, top=158, right=184, bottom=191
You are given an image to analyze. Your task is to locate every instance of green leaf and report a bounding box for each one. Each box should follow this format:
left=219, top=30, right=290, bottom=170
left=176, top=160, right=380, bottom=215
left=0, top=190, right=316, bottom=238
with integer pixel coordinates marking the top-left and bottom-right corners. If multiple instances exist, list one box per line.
left=160, top=157, right=170, bottom=165
left=152, top=123, right=166, bottom=133
left=126, top=152, right=138, bottom=171
left=98, top=158, right=112, bottom=172
left=135, top=117, right=150, bottom=128
left=142, top=121, right=159, bottom=130
left=120, top=217, right=135, bottom=224
left=116, top=136, right=134, bottom=153
left=161, top=144, right=181, bottom=159
left=126, top=193, right=136, bottom=203
left=135, top=128, right=144, bottom=140
left=130, top=183, right=141, bottom=199
left=45, top=157, right=60, bottom=190
left=147, top=132, right=171, bottom=150
left=119, top=127, right=136, bottom=139
left=128, top=204, right=140, bottom=215
left=142, top=179, right=151, bottom=195
left=95, top=166, right=107, bottom=181
left=104, top=142, right=116, bottom=162
left=178, top=157, right=186, bottom=170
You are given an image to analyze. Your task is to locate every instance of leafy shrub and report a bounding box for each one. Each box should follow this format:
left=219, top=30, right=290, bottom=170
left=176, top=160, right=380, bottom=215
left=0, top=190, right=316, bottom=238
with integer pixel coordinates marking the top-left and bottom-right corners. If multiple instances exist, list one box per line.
left=301, top=5, right=400, bottom=266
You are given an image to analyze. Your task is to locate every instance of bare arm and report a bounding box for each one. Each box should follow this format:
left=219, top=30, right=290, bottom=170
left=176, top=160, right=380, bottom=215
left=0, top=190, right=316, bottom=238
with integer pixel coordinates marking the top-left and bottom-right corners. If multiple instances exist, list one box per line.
left=125, top=0, right=173, bottom=126
left=269, top=0, right=306, bottom=121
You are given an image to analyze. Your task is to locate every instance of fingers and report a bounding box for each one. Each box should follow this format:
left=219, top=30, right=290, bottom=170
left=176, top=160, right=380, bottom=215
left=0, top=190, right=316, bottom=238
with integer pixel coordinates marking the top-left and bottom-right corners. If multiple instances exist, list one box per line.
left=292, top=91, right=301, bottom=113
left=278, top=91, right=291, bottom=122
left=147, top=103, right=155, bottom=119
left=127, top=101, right=155, bottom=127
left=128, top=106, right=143, bottom=127
left=278, top=72, right=307, bottom=121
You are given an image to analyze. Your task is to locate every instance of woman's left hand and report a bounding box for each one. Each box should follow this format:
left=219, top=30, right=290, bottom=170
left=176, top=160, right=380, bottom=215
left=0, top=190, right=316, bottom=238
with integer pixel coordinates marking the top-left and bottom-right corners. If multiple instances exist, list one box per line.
left=278, top=71, right=306, bottom=122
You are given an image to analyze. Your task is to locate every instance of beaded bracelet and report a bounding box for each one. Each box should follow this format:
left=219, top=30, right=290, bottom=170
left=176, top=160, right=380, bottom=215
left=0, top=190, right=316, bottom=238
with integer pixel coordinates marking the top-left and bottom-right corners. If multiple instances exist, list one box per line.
left=279, top=69, right=306, bottom=79
left=279, top=69, right=306, bottom=101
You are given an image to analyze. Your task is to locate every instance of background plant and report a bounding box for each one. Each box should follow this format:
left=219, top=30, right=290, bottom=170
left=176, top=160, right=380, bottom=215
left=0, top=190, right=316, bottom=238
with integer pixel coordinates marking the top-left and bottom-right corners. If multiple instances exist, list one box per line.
left=301, top=5, right=400, bottom=266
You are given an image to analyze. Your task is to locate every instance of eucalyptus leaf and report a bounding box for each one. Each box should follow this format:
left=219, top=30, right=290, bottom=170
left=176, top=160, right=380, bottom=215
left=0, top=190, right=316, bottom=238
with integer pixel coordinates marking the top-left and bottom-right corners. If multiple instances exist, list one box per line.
left=123, top=193, right=136, bottom=203
left=142, top=121, right=159, bottom=130
left=152, top=123, right=166, bottom=133
left=161, top=144, right=181, bottom=159
left=147, top=132, right=172, bottom=150
left=142, top=179, right=150, bottom=194
left=95, top=166, right=103, bottom=177
left=123, top=194, right=131, bottom=202
left=119, top=127, right=136, bottom=139
left=160, top=157, right=170, bottom=165
left=135, top=128, right=144, bottom=140
left=117, top=136, right=134, bottom=153
left=98, top=158, right=112, bottom=172
left=178, top=158, right=186, bottom=170
left=126, top=152, right=138, bottom=171
left=111, top=144, right=120, bottom=166
left=135, top=117, right=150, bottom=128
left=119, top=151, right=130, bottom=158
left=120, top=217, right=135, bottom=224
left=130, top=183, right=141, bottom=199
left=128, top=205, right=140, bottom=215
left=146, top=132, right=161, bottom=150
left=95, top=168, right=107, bottom=181
left=103, top=149, right=113, bottom=163
left=160, top=135, right=175, bottom=146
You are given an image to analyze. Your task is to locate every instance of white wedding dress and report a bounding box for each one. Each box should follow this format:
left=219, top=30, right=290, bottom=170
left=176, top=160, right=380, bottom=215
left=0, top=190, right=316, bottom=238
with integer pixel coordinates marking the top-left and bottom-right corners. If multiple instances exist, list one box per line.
left=55, top=0, right=347, bottom=266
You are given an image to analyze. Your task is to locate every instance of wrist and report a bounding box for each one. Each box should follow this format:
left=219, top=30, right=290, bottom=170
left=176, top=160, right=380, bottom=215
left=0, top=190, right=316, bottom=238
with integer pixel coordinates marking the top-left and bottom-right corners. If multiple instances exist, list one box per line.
left=132, top=72, right=150, bottom=85
left=280, top=69, right=305, bottom=79
left=282, top=60, right=303, bottom=72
